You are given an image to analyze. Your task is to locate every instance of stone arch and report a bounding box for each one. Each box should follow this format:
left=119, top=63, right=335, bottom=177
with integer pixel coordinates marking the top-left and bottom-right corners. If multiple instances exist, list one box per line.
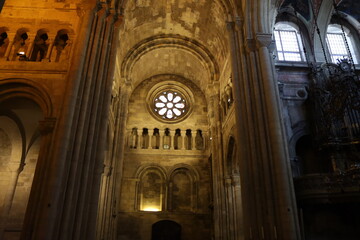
left=29, top=28, right=50, bottom=61
left=313, top=0, right=334, bottom=62
left=135, top=164, right=167, bottom=212
left=0, top=78, right=53, bottom=117
left=275, top=8, right=315, bottom=60
left=10, top=28, right=30, bottom=61
left=0, top=111, right=26, bottom=166
left=168, top=164, right=199, bottom=212
left=168, top=163, right=199, bottom=182
left=328, top=12, right=360, bottom=63
left=288, top=121, right=310, bottom=159
left=244, top=0, right=282, bottom=37
left=288, top=122, right=311, bottom=177
left=0, top=95, right=44, bottom=239
left=51, top=28, right=73, bottom=63
left=121, top=34, right=219, bottom=89
left=117, top=0, right=236, bottom=21
left=0, top=27, right=9, bottom=58
left=151, top=220, right=181, bottom=240
left=135, top=163, right=167, bottom=180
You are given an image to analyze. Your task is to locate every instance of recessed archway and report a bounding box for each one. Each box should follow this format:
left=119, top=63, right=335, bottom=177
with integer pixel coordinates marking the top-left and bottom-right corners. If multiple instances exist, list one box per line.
left=151, top=220, right=181, bottom=240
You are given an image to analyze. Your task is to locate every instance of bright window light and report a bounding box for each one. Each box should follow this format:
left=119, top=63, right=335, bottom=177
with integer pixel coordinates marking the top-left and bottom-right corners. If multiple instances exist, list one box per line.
left=326, top=25, right=358, bottom=64
left=274, top=23, right=305, bottom=62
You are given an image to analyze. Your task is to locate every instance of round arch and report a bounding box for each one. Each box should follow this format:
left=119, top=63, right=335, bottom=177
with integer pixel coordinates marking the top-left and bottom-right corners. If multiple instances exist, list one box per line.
left=151, top=220, right=181, bottom=240
left=134, top=163, right=167, bottom=180
left=121, top=34, right=219, bottom=89
left=167, top=163, right=200, bottom=182
left=0, top=78, right=53, bottom=117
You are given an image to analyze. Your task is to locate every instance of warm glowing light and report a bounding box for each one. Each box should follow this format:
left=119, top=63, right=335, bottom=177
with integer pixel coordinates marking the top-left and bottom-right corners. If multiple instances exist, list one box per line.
left=18, top=51, right=25, bottom=55
left=142, top=207, right=161, bottom=212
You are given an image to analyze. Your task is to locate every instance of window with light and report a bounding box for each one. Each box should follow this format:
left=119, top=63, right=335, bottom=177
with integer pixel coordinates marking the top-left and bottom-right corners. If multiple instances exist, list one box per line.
left=153, top=90, right=187, bottom=120
left=274, top=23, right=305, bottom=62
left=326, top=25, right=358, bottom=64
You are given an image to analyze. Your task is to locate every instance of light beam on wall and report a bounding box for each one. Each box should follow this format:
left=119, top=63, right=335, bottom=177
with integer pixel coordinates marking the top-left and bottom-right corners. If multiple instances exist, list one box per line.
left=142, top=207, right=161, bottom=212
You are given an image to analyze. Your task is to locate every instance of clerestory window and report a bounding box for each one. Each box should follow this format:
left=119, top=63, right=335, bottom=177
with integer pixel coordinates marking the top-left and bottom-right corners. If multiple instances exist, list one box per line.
left=326, top=24, right=358, bottom=64
left=274, top=23, right=305, bottom=62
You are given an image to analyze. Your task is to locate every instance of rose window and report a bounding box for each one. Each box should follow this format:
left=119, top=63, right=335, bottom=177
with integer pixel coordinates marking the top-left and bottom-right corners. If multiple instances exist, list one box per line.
left=154, top=91, right=186, bottom=120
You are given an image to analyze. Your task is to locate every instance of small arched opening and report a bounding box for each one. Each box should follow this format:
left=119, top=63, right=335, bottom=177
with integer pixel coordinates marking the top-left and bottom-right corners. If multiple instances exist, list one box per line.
left=151, top=220, right=181, bottom=240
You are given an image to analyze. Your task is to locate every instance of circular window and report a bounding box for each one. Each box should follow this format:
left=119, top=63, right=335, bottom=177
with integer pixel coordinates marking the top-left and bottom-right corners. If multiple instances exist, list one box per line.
left=153, top=90, right=187, bottom=120
left=147, top=80, right=194, bottom=123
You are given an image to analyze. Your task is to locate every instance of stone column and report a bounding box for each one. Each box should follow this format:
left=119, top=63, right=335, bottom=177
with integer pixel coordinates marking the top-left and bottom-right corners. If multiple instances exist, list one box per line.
left=147, top=129, right=153, bottom=149
left=206, top=87, right=227, bottom=239
left=21, top=117, right=56, bottom=240
left=22, top=4, right=122, bottom=240
left=0, top=161, right=25, bottom=239
left=25, top=33, right=36, bottom=59
left=231, top=174, right=243, bottom=240
left=224, top=177, right=235, bottom=240
left=4, top=33, right=15, bottom=61
left=137, top=129, right=142, bottom=149
left=108, top=82, right=131, bottom=240
left=191, top=130, right=196, bottom=150
left=159, top=129, right=164, bottom=149
left=169, top=129, right=175, bottom=150
left=44, top=34, right=56, bottom=62
left=181, top=130, right=186, bottom=150
left=226, top=18, right=300, bottom=240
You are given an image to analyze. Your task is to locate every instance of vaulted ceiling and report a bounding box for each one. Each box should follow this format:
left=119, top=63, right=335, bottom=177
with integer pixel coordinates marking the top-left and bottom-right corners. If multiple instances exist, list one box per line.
left=116, top=0, right=230, bottom=91
left=280, top=0, right=360, bottom=22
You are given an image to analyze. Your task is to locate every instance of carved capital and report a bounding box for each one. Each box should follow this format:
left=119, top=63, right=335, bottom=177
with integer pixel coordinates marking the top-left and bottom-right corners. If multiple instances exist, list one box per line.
left=6, top=32, right=17, bottom=41
left=38, top=118, right=56, bottom=135
left=246, top=33, right=275, bottom=52
left=104, top=165, right=113, bottom=177
left=256, top=33, right=273, bottom=49
left=235, top=16, right=244, bottom=28
left=225, top=177, right=232, bottom=187
left=76, top=4, right=89, bottom=17
left=231, top=174, right=241, bottom=186
left=226, top=21, right=235, bottom=32
left=114, top=15, right=124, bottom=28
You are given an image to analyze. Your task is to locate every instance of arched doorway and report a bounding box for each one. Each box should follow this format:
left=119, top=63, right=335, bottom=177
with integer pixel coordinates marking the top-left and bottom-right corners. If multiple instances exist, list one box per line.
left=151, top=220, right=181, bottom=240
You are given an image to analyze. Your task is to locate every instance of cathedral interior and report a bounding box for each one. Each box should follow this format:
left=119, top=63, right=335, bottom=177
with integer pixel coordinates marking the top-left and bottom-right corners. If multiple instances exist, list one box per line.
left=0, top=0, right=360, bottom=239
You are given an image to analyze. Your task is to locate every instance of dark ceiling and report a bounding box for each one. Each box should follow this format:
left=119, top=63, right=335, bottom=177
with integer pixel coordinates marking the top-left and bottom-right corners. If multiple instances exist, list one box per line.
left=280, top=0, right=360, bottom=23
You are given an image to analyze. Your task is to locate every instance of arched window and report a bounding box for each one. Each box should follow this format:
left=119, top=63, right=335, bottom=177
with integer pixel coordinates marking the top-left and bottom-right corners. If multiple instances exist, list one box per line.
left=170, top=169, right=192, bottom=211
left=138, top=169, right=165, bottom=212
left=274, top=23, right=305, bottom=62
left=326, top=24, right=358, bottom=64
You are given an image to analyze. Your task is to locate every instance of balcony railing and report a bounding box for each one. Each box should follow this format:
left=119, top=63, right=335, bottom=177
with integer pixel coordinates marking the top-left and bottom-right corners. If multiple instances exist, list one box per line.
left=294, top=168, right=360, bottom=203
left=126, top=127, right=209, bottom=151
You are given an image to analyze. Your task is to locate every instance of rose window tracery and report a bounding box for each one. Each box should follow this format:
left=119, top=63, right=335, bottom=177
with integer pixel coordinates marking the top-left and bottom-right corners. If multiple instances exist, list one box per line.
left=154, top=91, right=186, bottom=120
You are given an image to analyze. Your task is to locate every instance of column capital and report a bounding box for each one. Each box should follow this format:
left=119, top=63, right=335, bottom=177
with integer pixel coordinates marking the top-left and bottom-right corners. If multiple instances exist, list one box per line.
left=25, top=33, right=37, bottom=42
left=114, top=15, right=124, bottom=28
left=76, top=3, right=94, bottom=17
left=255, top=33, right=273, bottom=48
left=47, top=33, right=57, bottom=41
left=226, top=21, right=235, bottom=31
left=231, top=174, right=241, bottom=186
left=38, top=117, right=56, bottom=135
left=205, top=83, right=220, bottom=98
left=246, top=33, right=275, bottom=52
left=6, top=32, right=17, bottom=41
left=235, top=16, right=244, bottom=28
